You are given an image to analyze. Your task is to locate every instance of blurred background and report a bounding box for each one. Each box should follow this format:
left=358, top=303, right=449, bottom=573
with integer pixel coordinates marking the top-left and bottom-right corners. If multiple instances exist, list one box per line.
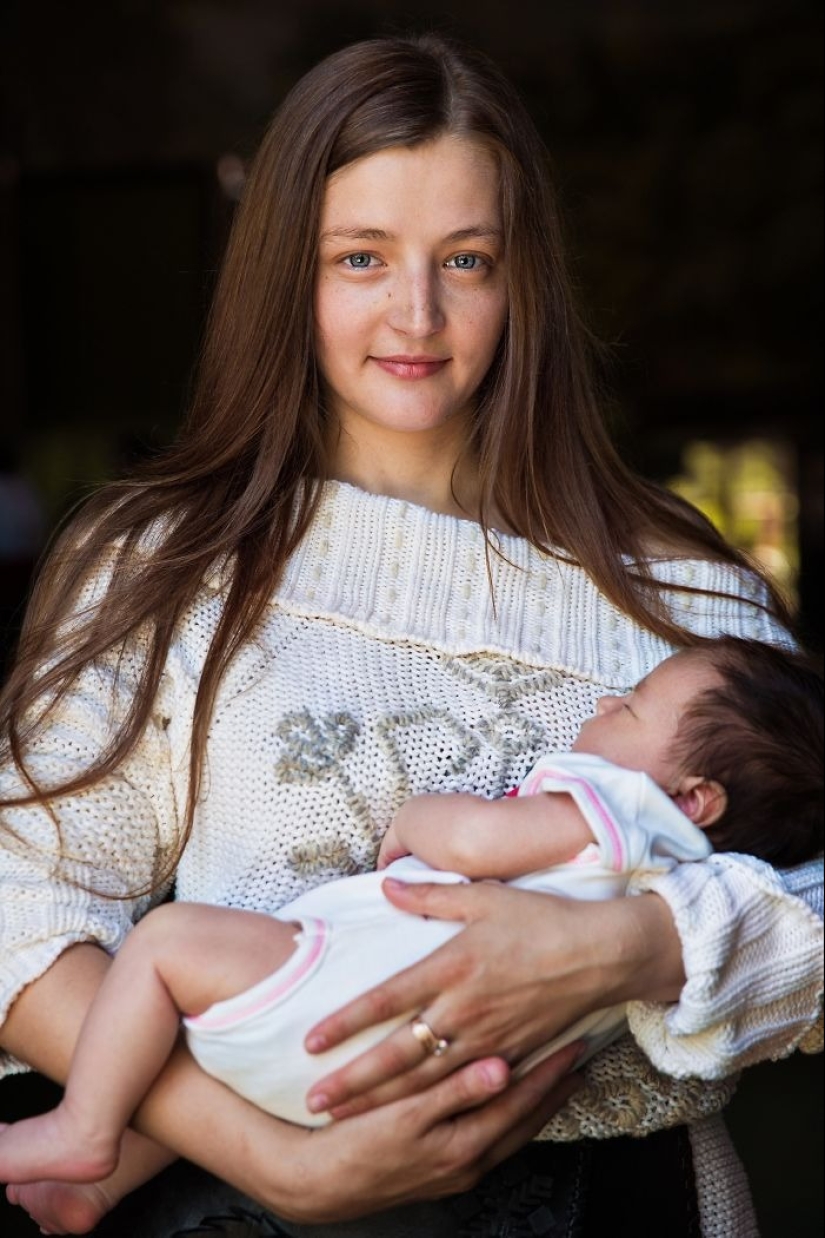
left=0, top=1, right=822, bottom=1234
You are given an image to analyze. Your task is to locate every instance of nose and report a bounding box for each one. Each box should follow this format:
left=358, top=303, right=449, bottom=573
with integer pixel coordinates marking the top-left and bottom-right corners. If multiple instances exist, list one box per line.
left=387, top=266, right=445, bottom=338
left=595, top=695, right=622, bottom=716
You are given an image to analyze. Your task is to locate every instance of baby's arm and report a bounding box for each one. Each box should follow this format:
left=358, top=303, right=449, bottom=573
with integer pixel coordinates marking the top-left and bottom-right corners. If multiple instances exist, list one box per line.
left=378, top=790, right=594, bottom=879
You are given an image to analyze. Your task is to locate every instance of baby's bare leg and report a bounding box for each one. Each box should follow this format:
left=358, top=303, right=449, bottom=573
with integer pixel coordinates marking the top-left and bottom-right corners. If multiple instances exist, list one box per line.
left=5, top=1130, right=174, bottom=1235
left=0, top=903, right=298, bottom=1185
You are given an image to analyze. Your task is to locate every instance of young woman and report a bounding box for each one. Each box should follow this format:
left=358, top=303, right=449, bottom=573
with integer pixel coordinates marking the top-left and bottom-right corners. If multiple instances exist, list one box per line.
left=1, top=33, right=821, bottom=1238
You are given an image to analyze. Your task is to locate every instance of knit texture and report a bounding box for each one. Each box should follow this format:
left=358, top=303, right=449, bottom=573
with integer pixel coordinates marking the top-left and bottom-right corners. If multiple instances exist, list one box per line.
left=1, top=480, right=822, bottom=1231
left=689, top=1115, right=760, bottom=1238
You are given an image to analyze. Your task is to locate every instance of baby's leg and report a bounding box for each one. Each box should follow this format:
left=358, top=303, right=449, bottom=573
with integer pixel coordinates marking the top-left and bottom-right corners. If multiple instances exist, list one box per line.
left=6, top=1130, right=174, bottom=1235
left=0, top=903, right=298, bottom=1185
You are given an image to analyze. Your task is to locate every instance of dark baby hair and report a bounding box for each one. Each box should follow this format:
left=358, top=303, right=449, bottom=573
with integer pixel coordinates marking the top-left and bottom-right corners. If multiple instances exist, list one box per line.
left=675, top=637, right=823, bottom=866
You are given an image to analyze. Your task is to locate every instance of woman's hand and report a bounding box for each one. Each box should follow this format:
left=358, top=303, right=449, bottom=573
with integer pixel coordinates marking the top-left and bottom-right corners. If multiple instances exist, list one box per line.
left=268, top=1045, right=584, bottom=1221
left=134, top=1016, right=584, bottom=1224
left=305, top=878, right=684, bottom=1117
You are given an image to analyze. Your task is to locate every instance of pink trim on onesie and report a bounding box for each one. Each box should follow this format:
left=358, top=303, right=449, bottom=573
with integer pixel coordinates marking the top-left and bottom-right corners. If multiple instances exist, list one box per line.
left=519, top=765, right=626, bottom=871
left=185, top=916, right=328, bottom=1032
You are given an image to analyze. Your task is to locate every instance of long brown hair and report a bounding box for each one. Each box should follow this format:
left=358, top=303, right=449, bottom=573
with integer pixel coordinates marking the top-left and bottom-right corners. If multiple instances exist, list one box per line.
left=1, top=34, right=793, bottom=887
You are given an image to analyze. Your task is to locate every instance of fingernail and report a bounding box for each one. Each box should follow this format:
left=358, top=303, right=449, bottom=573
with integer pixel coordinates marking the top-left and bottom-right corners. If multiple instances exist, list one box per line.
left=479, top=1061, right=508, bottom=1089
left=305, top=1034, right=327, bottom=1052
left=306, top=1092, right=329, bottom=1113
left=383, top=878, right=409, bottom=891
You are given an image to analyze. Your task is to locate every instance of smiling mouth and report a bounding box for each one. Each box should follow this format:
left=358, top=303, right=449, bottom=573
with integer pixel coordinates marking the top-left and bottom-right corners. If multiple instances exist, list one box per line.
left=371, top=356, right=449, bottom=379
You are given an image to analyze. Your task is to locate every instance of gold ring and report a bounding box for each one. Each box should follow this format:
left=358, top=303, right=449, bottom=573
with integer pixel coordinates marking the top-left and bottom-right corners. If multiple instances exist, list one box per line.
left=410, top=1017, right=450, bottom=1057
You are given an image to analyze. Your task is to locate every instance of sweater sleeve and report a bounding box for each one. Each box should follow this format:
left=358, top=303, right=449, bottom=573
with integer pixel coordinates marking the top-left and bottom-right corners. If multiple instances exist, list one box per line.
left=625, top=853, right=824, bottom=1079
left=616, top=566, right=824, bottom=1079
left=0, top=627, right=180, bottom=1078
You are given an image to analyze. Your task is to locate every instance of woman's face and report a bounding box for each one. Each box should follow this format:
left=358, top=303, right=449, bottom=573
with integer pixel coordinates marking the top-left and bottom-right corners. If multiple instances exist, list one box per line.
left=314, top=135, right=508, bottom=454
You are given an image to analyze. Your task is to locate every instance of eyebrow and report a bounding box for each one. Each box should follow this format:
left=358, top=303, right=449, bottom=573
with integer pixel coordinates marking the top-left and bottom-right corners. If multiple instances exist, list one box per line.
left=318, top=225, right=503, bottom=243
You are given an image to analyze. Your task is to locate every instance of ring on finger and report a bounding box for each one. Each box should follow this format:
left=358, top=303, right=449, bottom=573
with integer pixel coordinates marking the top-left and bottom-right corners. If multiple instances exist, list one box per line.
left=410, top=1016, right=450, bottom=1057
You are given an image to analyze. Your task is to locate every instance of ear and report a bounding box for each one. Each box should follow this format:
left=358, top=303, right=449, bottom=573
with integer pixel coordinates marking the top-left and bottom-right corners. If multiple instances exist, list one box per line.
left=673, top=776, right=728, bottom=828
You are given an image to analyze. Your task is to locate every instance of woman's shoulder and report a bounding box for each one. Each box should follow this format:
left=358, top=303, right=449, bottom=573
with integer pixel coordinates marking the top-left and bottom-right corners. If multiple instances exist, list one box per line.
left=259, top=483, right=783, bottom=686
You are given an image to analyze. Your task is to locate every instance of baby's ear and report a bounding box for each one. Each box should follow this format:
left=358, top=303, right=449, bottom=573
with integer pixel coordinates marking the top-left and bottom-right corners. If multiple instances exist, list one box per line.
left=673, top=776, right=727, bottom=828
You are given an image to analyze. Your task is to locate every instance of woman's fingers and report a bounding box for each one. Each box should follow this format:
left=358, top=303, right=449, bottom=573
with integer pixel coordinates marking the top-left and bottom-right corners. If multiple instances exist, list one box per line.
left=306, top=881, right=611, bottom=1119
left=413, top=1054, right=512, bottom=1126
left=380, top=875, right=499, bottom=922
left=305, top=882, right=562, bottom=1113
left=323, top=1042, right=459, bottom=1118
left=284, top=1046, right=584, bottom=1220
left=305, top=955, right=452, bottom=1058
left=467, top=1052, right=585, bottom=1176
left=404, top=1042, right=585, bottom=1197
left=307, top=1001, right=466, bottom=1116
left=296, top=1057, right=515, bottom=1213
left=305, top=879, right=492, bottom=1055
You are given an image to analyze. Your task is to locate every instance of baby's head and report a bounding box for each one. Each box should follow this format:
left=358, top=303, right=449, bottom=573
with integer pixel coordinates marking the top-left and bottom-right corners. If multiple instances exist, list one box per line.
left=572, top=636, right=823, bottom=865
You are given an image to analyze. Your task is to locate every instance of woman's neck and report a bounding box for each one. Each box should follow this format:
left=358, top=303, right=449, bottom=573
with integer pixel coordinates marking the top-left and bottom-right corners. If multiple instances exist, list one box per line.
left=327, top=420, right=481, bottom=520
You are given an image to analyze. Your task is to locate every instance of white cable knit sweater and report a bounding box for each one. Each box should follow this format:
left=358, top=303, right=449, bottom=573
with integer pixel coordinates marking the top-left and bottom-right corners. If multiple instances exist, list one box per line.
left=1, top=480, right=822, bottom=1234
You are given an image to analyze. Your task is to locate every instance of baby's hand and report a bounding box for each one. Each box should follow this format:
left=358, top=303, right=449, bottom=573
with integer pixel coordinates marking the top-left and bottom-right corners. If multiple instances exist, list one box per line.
left=376, top=822, right=411, bottom=869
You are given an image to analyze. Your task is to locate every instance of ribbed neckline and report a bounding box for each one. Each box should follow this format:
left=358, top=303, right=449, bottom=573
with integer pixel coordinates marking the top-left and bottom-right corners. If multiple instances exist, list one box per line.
left=255, top=481, right=775, bottom=685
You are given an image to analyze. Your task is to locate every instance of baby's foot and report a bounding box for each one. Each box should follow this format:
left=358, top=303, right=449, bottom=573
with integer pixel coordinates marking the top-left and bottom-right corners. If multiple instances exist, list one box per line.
left=0, top=1109, right=118, bottom=1184
left=6, top=1179, right=115, bottom=1235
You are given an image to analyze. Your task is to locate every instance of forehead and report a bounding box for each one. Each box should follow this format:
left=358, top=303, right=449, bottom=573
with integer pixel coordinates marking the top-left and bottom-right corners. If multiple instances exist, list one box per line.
left=321, top=135, right=501, bottom=225
left=640, top=652, right=721, bottom=703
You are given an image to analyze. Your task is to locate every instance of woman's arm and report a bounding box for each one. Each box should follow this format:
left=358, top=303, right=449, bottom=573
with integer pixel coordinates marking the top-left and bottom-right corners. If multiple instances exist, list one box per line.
left=0, top=942, right=584, bottom=1221
left=627, top=851, right=824, bottom=1077
left=0, top=641, right=179, bottom=1079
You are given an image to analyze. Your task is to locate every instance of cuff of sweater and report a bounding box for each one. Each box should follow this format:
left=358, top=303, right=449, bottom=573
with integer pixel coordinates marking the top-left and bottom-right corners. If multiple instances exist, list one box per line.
left=625, top=854, right=824, bottom=1080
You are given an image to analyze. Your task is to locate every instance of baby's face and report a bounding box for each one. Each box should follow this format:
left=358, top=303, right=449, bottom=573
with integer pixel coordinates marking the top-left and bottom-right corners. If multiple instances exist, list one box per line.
left=572, top=651, right=721, bottom=791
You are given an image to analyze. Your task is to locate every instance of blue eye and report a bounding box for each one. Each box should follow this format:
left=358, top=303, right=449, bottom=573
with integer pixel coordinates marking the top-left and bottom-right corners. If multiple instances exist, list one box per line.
left=344, top=253, right=373, bottom=269
left=448, top=253, right=481, bottom=270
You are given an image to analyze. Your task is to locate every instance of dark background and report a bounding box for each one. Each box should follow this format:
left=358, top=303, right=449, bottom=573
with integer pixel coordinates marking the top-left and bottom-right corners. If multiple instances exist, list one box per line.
left=0, top=2, right=822, bottom=1235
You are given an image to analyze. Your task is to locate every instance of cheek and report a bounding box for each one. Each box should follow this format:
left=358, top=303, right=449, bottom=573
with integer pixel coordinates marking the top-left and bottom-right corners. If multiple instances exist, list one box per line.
left=454, top=323, right=504, bottom=387
left=572, top=718, right=629, bottom=762
left=315, top=279, right=370, bottom=336
left=472, top=296, right=508, bottom=362
left=315, top=298, right=366, bottom=371
left=571, top=716, right=601, bottom=754
left=449, top=283, right=507, bottom=339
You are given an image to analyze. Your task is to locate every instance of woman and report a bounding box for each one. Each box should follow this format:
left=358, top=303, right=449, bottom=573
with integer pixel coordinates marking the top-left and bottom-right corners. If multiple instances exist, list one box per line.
left=0, top=32, right=821, bottom=1238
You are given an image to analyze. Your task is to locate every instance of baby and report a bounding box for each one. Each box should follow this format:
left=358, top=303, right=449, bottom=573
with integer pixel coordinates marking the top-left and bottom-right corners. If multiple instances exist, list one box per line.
left=0, top=635, right=821, bottom=1231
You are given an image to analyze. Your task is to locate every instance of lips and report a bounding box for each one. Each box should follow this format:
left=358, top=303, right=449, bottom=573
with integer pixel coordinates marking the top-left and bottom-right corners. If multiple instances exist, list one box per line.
left=371, top=356, right=449, bottom=379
